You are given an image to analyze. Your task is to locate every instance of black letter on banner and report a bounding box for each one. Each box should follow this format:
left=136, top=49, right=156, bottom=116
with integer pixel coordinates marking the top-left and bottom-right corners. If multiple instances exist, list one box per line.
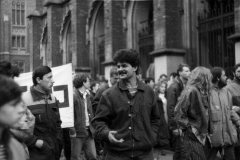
left=20, top=86, right=28, bottom=93
left=53, top=85, right=69, bottom=108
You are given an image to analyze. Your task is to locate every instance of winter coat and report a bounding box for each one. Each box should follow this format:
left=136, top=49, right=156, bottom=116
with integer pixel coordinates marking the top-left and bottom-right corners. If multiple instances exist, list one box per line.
left=209, top=87, right=240, bottom=147
left=167, top=77, right=184, bottom=130
left=69, top=88, right=95, bottom=138
left=22, top=86, right=63, bottom=160
left=226, top=79, right=240, bottom=113
left=92, top=79, right=160, bottom=157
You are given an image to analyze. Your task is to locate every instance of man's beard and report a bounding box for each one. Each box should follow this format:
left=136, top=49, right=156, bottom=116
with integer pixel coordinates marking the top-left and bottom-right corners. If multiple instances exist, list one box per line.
left=218, top=79, right=227, bottom=88
left=235, top=75, right=240, bottom=82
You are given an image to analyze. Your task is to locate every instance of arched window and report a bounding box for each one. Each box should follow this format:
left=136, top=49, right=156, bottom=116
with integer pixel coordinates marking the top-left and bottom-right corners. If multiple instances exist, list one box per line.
left=61, top=11, right=72, bottom=64
left=132, top=1, right=154, bottom=79
left=93, top=3, right=105, bottom=78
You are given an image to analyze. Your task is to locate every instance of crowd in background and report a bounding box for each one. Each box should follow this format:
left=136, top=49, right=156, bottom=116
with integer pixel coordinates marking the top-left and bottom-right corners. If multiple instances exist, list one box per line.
left=1, top=48, right=240, bottom=160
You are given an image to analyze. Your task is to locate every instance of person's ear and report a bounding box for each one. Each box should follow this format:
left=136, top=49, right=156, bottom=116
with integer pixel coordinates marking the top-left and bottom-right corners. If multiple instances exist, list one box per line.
left=36, top=77, right=41, bottom=84
left=134, top=66, right=138, bottom=72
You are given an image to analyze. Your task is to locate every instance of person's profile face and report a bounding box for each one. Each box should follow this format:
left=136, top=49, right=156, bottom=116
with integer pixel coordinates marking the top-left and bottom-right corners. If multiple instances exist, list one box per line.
left=0, top=99, right=26, bottom=129
left=219, top=70, right=227, bottom=87
left=38, top=72, right=54, bottom=91
left=234, top=67, right=240, bottom=81
left=83, top=78, right=91, bottom=90
left=180, top=67, right=191, bottom=80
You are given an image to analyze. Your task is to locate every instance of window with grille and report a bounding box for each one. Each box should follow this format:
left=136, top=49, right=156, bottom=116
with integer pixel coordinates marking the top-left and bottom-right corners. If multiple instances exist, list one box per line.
left=198, top=0, right=235, bottom=79
left=12, top=35, right=26, bottom=48
left=12, top=2, right=25, bottom=26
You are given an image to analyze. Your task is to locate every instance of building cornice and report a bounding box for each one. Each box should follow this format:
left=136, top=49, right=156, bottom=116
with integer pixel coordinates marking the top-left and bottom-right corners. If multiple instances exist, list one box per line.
left=75, top=67, right=91, bottom=73
left=44, top=0, right=70, bottom=7
left=102, top=59, right=115, bottom=66
left=27, top=11, right=47, bottom=19
left=150, top=48, right=186, bottom=57
left=228, top=33, right=240, bottom=42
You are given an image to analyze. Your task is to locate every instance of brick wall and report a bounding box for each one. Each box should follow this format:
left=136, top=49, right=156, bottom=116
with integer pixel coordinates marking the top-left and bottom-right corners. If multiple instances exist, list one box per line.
left=0, top=0, right=11, bottom=55
left=104, top=0, right=126, bottom=62
left=47, top=4, right=63, bottom=67
left=71, top=0, right=90, bottom=71
left=111, top=1, right=126, bottom=56
left=153, top=0, right=183, bottom=50
left=235, top=0, right=240, bottom=33
left=29, top=17, right=43, bottom=70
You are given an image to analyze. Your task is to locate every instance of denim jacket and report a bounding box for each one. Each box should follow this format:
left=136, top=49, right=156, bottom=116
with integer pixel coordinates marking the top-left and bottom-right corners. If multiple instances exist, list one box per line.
left=92, top=79, right=160, bottom=157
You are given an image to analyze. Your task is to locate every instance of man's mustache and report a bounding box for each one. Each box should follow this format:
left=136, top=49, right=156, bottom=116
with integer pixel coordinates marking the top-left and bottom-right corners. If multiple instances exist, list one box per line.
left=118, top=71, right=127, bottom=74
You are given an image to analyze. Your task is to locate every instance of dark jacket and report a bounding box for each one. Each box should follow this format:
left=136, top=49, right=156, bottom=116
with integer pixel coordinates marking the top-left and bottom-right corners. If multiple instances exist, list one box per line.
left=92, top=79, right=160, bottom=157
left=174, top=86, right=210, bottom=136
left=22, top=86, right=63, bottom=160
left=156, top=93, right=169, bottom=147
left=70, top=88, right=95, bottom=138
left=209, top=87, right=240, bottom=147
left=92, top=83, right=109, bottom=115
left=167, top=77, right=184, bottom=130
left=226, top=79, right=240, bottom=112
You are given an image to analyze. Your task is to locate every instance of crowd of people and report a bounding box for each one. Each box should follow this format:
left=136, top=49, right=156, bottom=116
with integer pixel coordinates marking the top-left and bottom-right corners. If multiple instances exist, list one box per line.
left=1, top=48, right=240, bottom=160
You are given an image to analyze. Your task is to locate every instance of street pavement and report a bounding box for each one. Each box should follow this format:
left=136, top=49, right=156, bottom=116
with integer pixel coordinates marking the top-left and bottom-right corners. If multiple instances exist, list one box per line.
left=60, top=148, right=174, bottom=160
left=153, top=148, right=173, bottom=160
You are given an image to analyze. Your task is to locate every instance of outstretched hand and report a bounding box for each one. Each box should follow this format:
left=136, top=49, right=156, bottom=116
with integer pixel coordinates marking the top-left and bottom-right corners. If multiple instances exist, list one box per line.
left=108, top=131, right=124, bottom=143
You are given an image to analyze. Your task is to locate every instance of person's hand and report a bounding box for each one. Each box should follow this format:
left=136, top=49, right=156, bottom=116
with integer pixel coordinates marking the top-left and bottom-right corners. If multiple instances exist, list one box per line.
left=173, top=129, right=182, bottom=136
left=69, top=127, right=76, bottom=138
left=35, top=140, right=44, bottom=148
left=108, top=131, right=124, bottom=143
left=232, top=106, right=240, bottom=113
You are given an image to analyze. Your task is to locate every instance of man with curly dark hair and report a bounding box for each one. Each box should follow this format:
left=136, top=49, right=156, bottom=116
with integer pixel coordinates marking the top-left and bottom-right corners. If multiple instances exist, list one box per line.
left=92, top=49, right=160, bottom=160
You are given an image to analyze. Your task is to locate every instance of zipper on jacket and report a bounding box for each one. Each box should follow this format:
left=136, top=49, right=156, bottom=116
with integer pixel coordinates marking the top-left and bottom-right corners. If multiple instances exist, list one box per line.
left=39, top=115, right=41, bottom=122
left=44, top=95, right=50, bottom=130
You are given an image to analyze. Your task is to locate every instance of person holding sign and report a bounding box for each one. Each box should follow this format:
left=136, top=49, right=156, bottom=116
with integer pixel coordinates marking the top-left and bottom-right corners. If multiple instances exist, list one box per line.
left=22, top=66, right=63, bottom=160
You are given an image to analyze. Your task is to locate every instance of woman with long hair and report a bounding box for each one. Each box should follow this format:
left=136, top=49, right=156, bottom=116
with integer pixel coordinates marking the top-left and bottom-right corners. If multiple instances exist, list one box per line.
left=174, top=67, right=212, bottom=160
left=155, top=81, right=170, bottom=155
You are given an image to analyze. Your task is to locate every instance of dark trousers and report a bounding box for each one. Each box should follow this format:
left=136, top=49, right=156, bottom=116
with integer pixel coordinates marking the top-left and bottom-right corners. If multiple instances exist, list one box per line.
left=105, top=151, right=153, bottom=160
left=94, top=136, right=103, bottom=154
left=177, top=132, right=207, bottom=160
left=207, top=146, right=235, bottom=160
left=173, top=135, right=186, bottom=160
left=234, top=146, right=240, bottom=160
left=63, top=128, right=71, bottom=160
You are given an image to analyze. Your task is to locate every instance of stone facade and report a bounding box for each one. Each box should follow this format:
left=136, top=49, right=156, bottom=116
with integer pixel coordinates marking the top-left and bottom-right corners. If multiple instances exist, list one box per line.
left=26, top=0, right=238, bottom=81
left=0, top=0, right=34, bottom=73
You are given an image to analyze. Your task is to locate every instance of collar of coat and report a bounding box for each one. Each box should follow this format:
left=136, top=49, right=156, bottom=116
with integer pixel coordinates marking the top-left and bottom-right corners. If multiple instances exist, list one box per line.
left=74, top=87, right=90, bottom=98
left=118, top=78, right=145, bottom=91
left=30, top=86, right=52, bottom=101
